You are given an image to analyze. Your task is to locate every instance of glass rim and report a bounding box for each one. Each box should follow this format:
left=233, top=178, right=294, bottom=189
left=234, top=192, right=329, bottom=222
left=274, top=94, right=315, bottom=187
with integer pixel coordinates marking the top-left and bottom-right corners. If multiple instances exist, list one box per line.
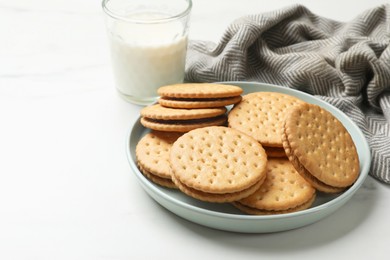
left=102, top=0, right=192, bottom=24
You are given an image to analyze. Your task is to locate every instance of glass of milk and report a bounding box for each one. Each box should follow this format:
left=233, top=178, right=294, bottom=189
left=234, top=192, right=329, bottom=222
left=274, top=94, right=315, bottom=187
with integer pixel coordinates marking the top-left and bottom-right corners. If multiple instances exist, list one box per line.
left=102, top=0, right=192, bottom=105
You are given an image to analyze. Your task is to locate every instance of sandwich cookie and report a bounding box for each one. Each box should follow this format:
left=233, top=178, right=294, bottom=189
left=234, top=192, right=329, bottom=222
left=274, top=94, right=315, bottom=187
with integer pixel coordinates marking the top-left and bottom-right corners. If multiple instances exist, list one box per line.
left=136, top=131, right=183, bottom=188
left=233, top=158, right=316, bottom=215
left=228, top=92, right=305, bottom=148
left=170, top=126, right=268, bottom=203
left=157, top=83, right=243, bottom=109
left=140, top=104, right=227, bottom=132
left=282, top=103, right=360, bottom=193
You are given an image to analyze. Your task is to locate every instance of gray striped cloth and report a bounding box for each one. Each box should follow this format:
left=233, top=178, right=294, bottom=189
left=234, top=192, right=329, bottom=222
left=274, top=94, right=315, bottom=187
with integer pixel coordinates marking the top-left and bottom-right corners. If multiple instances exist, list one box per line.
left=185, top=4, right=390, bottom=184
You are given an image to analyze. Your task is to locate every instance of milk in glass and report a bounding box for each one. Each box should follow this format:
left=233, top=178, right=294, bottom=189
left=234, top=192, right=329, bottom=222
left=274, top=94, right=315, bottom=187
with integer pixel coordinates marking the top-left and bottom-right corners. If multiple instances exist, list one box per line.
left=108, top=12, right=188, bottom=104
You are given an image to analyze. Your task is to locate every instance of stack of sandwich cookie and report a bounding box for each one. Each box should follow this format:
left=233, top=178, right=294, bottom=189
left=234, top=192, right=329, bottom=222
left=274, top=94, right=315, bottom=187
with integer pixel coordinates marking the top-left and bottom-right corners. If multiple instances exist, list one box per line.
left=158, top=83, right=243, bottom=108
left=140, top=83, right=243, bottom=132
left=136, top=131, right=182, bottom=189
left=169, top=126, right=268, bottom=203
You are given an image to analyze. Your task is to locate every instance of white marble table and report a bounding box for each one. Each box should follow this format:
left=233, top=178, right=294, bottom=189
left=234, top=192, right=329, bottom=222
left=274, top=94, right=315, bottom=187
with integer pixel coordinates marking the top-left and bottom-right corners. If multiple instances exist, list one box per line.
left=1, top=0, right=389, bottom=259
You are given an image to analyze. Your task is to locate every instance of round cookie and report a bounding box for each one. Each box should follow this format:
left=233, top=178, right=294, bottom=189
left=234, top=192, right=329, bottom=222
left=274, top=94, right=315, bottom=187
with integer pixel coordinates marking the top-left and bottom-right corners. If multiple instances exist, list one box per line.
left=228, top=92, right=305, bottom=147
left=170, top=126, right=268, bottom=203
left=158, top=95, right=242, bottom=109
left=136, top=131, right=182, bottom=188
left=140, top=115, right=227, bottom=132
left=141, top=104, right=227, bottom=120
left=158, top=83, right=243, bottom=99
left=282, top=103, right=360, bottom=193
left=233, top=158, right=316, bottom=215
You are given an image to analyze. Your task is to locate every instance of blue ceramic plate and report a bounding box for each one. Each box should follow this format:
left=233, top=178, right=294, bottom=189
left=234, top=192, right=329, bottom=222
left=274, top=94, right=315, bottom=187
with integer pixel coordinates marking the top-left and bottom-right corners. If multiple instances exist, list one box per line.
left=126, top=82, right=371, bottom=233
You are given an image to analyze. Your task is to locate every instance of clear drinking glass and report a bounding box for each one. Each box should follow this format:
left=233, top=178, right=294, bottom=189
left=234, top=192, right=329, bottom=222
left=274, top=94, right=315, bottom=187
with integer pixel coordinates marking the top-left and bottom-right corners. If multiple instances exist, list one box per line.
left=102, top=0, right=192, bottom=105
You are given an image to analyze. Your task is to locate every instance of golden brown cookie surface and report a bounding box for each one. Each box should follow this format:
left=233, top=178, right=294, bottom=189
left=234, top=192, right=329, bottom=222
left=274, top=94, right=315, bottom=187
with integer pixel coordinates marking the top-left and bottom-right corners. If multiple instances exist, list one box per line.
left=282, top=103, right=359, bottom=193
left=236, top=158, right=315, bottom=214
left=170, top=126, right=268, bottom=202
left=136, top=131, right=182, bottom=179
left=228, top=92, right=305, bottom=147
left=135, top=131, right=183, bottom=188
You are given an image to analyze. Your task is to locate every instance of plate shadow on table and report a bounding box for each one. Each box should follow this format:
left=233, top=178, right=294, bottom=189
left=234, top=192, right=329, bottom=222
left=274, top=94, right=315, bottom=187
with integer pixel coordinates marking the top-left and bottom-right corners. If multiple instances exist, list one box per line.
left=162, top=177, right=378, bottom=253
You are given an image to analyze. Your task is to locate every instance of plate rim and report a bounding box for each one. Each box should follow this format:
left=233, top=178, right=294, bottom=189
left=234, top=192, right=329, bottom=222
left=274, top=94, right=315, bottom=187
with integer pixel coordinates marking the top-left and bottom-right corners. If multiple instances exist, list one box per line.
left=126, top=81, right=371, bottom=228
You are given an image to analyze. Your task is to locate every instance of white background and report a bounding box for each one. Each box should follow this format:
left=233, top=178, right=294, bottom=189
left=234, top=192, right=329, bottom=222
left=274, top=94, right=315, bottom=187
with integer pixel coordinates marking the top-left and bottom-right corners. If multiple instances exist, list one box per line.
left=0, top=0, right=389, bottom=259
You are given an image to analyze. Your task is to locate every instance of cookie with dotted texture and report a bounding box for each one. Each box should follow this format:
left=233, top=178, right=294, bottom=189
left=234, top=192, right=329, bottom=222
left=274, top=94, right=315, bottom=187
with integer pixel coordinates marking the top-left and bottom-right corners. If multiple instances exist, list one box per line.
left=158, top=83, right=243, bottom=99
left=136, top=131, right=182, bottom=188
left=233, top=158, right=316, bottom=215
left=228, top=92, right=305, bottom=147
left=170, top=126, right=268, bottom=203
left=282, top=103, right=360, bottom=193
